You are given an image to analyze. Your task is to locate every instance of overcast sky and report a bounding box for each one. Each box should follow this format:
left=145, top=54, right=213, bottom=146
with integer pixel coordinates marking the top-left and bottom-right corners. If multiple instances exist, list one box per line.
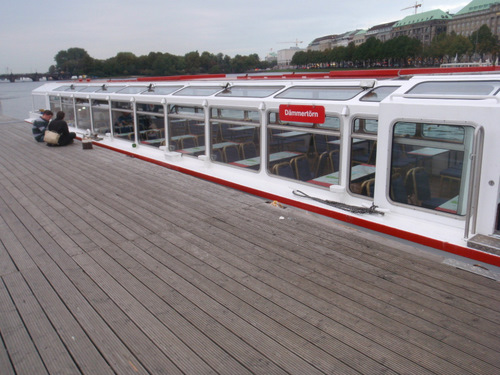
left=1, top=0, right=470, bottom=74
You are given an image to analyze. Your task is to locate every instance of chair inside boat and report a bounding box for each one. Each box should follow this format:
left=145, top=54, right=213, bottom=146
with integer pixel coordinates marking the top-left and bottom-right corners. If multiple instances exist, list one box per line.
left=405, top=167, right=447, bottom=209
left=272, top=162, right=295, bottom=179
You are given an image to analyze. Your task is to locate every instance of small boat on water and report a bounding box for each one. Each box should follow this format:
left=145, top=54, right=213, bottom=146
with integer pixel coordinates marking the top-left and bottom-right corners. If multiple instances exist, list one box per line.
left=28, top=67, right=500, bottom=266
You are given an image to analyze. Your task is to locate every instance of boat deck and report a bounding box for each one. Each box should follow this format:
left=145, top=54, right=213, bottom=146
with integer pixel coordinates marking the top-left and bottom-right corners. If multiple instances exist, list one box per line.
left=1, top=117, right=499, bottom=375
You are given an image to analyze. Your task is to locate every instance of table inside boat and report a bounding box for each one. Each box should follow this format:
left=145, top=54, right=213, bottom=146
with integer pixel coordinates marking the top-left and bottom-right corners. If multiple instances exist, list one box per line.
left=328, top=138, right=365, bottom=146
left=408, top=147, right=448, bottom=157
left=141, top=138, right=165, bottom=146
left=178, top=141, right=239, bottom=155
left=308, top=164, right=376, bottom=187
left=273, top=131, right=310, bottom=151
left=230, top=151, right=302, bottom=169
left=273, top=131, right=307, bottom=138
left=228, top=126, right=254, bottom=131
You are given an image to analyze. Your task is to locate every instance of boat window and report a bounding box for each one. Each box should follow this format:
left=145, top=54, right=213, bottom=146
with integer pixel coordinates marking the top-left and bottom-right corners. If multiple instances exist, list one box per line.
left=406, top=81, right=500, bottom=96
left=216, top=86, right=284, bottom=98
left=137, top=103, right=163, bottom=113
left=116, top=86, right=149, bottom=94
left=274, top=86, right=364, bottom=100
left=173, top=86, right=223, bottom=96
left=168, top=104, right=204, bottom=116
left=422, top=124, right=465, bottom=142
left=389, top=122, right=474, bottom=216
left=112, top=101, right=132, bottom=110
left=53, top=85, right=71, bottom=91
left=75, top=98, right=91, bottom=132
left=210, top=108, right=260, bottom=124
left=207, top=108, right=261, bottom=167
left=49, top=96, right=61, bottom=114
left=32, top=94, right=46, bottom=114
left=61, top=97, right=75, bottom=127
left=96, top=86, right=126, bottom=93
left=360, top=86, right=399, bottom=102
left=91, top=100, right=111, bottom=135
left=267, top=111, right=341, bottom=184
left=136, top=103, right=165, bottom=147
left=111, top=101, right=134, bottom=142
left=167, top=105, right=205, bottom=154
left=318, top=116, right=340, bottom=130
left=141, top=86, right=183, bottom=95
left=79, top=86, right=101, bottom=92
left=349, top=118, right=378, bottom=197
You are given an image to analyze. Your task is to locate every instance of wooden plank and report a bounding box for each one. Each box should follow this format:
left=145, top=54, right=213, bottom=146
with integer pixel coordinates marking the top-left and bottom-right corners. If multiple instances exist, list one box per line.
left=0, top=330, right=15, bottom=375
left=202, top=206, right=500, bottom=373
left=0, top=178, right=148, bottom=374
left=0, top=240, right=17, bottom=277
left=71, top=252, right=218, bottom=375
left=0, top=277, right=48, bottom=375
left=2, top=272, right=81, bottom=374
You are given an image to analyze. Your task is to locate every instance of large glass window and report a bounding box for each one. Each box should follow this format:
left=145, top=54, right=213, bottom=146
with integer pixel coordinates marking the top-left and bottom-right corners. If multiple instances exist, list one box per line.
left=216, top=86, right=284, bottom=98
left=140, top=86, right=182, bottom=95
left=268, top=112, right=341, bottom=184
left=209, top=108, right=260, bottom=167
left=96, top=85, right=126, bottom=93
left=167, top=105, right=205, bottom=153
left=390, top=122, right=473, bottom=216
left=75, top=98, right=91, bottom=132
left=112, top=101, right=134, bottom=142
left=61, top=97, right=75, bottom=127
left=360, top=86, right=399, bottom=102
left=173, top=86, right=223, bottom=96
left=275, top=86, right=363, bottom=100
left=136, top=103, right=165, bottom=147
left=49, top=95, right=61, bottom=114
left=91, top=100, right=110, bottom=135
left=116, top=86, right=148, bottom=94
left=350, top=119, right=378, bottom=197
left=32, top=95, right=46, bottom=113
left=406, top=80, right=500, bottom=96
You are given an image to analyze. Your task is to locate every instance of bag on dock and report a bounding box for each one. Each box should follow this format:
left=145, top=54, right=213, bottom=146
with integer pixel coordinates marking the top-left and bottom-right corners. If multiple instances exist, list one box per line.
left=44, top=130, right=60, bottom=145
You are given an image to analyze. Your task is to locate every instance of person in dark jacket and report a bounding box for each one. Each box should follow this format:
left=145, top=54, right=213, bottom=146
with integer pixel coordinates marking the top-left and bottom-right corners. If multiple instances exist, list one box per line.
left=47, top=111, right=76, bottom=146
left=32, top=110, right=53, bottom=142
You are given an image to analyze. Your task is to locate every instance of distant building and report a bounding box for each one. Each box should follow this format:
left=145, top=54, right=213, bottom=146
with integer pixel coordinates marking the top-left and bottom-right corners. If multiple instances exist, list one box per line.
left=306, top=30, right=361, bottom=52
left=334, top=30, right=362, bottom=47
left=307, top=35, right=338, bottom=51
left=353, top=30, right=367, bottom=46
left=365, top=21, right=398, bottom=42
left=277, top=47, right=302, bottom=68
left=392, top=9, right=452, bottom=45
left=448, top=0, right=500, bottom=37
left=265, top=50, right=277, bottom=63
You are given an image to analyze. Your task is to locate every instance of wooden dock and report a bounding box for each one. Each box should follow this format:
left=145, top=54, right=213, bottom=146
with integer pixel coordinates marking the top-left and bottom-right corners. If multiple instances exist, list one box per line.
left=1, top=117, right=499, bottom=375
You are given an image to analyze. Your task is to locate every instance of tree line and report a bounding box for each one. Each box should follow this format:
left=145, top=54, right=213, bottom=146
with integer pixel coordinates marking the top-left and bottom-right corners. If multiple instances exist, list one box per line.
left=49, top=25, right=498, bottom=78
left=49, top=48, right=274, bottom=78
left=292, top=25, right=499, bottom=68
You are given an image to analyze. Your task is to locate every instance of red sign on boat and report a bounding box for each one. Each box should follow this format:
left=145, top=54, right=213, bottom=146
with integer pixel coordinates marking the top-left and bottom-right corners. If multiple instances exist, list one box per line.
left=279, top=105, right=325, bottom=124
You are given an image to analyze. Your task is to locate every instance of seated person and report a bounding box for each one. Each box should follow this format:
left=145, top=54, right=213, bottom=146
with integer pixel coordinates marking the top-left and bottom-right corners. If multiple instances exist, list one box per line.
left=47, top=111, right=76, bottom=146
left=117, top=112, right=133, bottom=125
left=114, top=112, right=133, bottom=133
left=32, top=110, right=53, bottom=142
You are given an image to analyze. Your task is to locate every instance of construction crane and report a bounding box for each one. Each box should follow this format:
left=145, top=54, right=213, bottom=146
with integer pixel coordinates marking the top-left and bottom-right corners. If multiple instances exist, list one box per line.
left=278, top=39, right=303, bottom=48
left=401, top=2, right=422, bottom=14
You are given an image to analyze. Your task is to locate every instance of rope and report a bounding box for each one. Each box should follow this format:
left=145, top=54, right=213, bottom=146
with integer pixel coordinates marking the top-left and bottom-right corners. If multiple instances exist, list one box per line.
left=293, top=190, right=385, bottom=215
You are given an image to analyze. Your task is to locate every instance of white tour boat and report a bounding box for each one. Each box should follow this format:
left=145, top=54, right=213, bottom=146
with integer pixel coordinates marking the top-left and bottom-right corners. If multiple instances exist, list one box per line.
left=27, top=67, right=500, bottom=267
